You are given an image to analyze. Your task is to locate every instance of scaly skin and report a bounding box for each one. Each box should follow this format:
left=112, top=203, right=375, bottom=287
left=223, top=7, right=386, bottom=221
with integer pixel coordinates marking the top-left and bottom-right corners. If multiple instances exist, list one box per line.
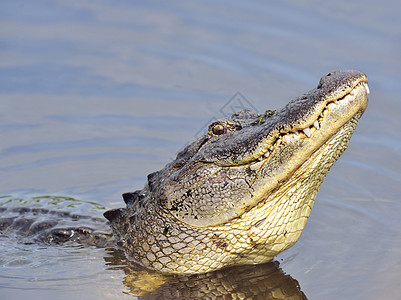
left=0, top=206, right=113, bottom=247
left=105, top=70, right=369, bottom=274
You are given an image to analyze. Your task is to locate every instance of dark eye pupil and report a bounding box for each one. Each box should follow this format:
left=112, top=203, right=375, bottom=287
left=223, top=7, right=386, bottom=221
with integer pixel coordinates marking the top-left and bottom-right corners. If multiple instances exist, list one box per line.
left=212, top=124, right=225, bottom=135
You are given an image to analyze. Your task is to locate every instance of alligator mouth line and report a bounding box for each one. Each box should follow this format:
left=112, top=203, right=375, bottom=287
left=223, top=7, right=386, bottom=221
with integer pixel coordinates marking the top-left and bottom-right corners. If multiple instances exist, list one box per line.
left=255, top=81, right=370, bottom=162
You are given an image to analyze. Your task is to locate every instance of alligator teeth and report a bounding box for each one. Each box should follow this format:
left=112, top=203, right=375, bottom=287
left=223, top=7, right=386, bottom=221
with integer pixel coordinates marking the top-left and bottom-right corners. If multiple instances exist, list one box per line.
left=349, top=89, right=355, bottom=95
left=283, top=134, right=292, bottom=143
left=303, top=127, right=311, bottom=137
left=355, top=82, right=370, bottom=95
left=313, top=120, right=320, bottom=129
left=363, top=82, right=370, bottom=94
left=257, top=150, right=271, bottom=161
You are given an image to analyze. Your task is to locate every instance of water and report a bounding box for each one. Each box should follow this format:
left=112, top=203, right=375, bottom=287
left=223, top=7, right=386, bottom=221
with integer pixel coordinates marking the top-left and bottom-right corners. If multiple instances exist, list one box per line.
left=1, top=0, right=400, bottom=299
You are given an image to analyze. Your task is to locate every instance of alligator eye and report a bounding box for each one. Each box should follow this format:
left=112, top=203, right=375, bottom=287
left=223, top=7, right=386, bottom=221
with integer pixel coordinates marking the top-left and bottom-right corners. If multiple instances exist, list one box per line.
left=212, top=124, right=225, bottom=135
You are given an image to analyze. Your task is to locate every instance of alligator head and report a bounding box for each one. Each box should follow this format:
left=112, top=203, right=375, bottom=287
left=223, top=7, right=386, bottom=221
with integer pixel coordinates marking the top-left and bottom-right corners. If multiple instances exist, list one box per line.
left=105, top=70, right=369, bottom=274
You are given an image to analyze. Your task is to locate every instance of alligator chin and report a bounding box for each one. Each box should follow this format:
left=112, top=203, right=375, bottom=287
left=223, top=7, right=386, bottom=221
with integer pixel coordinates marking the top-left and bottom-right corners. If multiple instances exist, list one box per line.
left=105, top=70, right=369, bottom=274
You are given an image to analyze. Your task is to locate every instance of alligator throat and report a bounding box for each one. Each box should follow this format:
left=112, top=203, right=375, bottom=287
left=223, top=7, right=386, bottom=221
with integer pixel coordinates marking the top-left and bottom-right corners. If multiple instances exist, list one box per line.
left=105, top=70, right=369, bottom=274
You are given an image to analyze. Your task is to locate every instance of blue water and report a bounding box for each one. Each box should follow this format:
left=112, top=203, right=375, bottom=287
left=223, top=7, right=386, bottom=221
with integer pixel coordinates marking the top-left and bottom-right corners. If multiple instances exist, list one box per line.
left=1, top=1, right=400, bottom=299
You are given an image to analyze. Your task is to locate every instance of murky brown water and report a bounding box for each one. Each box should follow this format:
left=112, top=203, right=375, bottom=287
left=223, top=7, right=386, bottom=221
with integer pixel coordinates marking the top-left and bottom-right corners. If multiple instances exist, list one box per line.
left=1, top=1, right=400, bottom=299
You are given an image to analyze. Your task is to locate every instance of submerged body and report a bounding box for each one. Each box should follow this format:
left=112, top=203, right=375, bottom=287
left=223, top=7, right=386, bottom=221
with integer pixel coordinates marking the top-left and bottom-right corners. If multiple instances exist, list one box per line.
left=105, top=70, right=369, bottom=274
left=0, top=206, right=113, bottom=247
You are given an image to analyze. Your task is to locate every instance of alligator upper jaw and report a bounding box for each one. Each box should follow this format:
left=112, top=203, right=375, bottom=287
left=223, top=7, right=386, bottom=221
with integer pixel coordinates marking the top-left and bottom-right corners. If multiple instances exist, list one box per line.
left=187, top=71, right=369, bottom=168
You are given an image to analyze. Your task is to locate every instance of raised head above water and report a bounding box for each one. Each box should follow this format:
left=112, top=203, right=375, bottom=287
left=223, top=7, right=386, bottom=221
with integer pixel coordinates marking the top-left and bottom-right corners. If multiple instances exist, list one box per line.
left=105, top=70, right=369, bottom=274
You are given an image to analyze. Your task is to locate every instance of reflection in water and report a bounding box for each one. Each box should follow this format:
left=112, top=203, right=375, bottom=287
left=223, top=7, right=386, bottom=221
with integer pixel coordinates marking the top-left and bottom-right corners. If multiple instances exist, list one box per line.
left=105, top=248, right=307, bottom=299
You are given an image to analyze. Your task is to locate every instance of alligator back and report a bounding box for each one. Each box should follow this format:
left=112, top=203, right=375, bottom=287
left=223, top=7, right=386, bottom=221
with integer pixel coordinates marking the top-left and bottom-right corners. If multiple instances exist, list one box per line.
left=0, top=206, right=113, bottom=247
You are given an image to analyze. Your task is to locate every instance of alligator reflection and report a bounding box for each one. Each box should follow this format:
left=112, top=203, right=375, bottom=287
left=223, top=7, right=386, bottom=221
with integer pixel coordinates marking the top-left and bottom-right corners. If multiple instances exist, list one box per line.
left=104, top=248, right=307, bottom=299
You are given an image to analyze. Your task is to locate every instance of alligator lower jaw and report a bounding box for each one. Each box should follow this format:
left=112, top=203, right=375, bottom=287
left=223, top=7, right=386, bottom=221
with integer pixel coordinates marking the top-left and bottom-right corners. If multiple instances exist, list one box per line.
left=237, top=112, right=362, bottom=236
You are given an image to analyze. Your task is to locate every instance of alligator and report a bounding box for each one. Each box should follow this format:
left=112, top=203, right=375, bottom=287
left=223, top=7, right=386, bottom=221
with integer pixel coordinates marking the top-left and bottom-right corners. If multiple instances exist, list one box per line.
left=1, top=70, right=368, bottom=279
left=102, top=70, right=369, bottom=274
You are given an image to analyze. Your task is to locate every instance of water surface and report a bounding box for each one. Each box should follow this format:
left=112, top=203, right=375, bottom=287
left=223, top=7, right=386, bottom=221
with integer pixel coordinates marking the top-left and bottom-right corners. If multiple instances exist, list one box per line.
left=1, top=1, right=400, bottom=299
